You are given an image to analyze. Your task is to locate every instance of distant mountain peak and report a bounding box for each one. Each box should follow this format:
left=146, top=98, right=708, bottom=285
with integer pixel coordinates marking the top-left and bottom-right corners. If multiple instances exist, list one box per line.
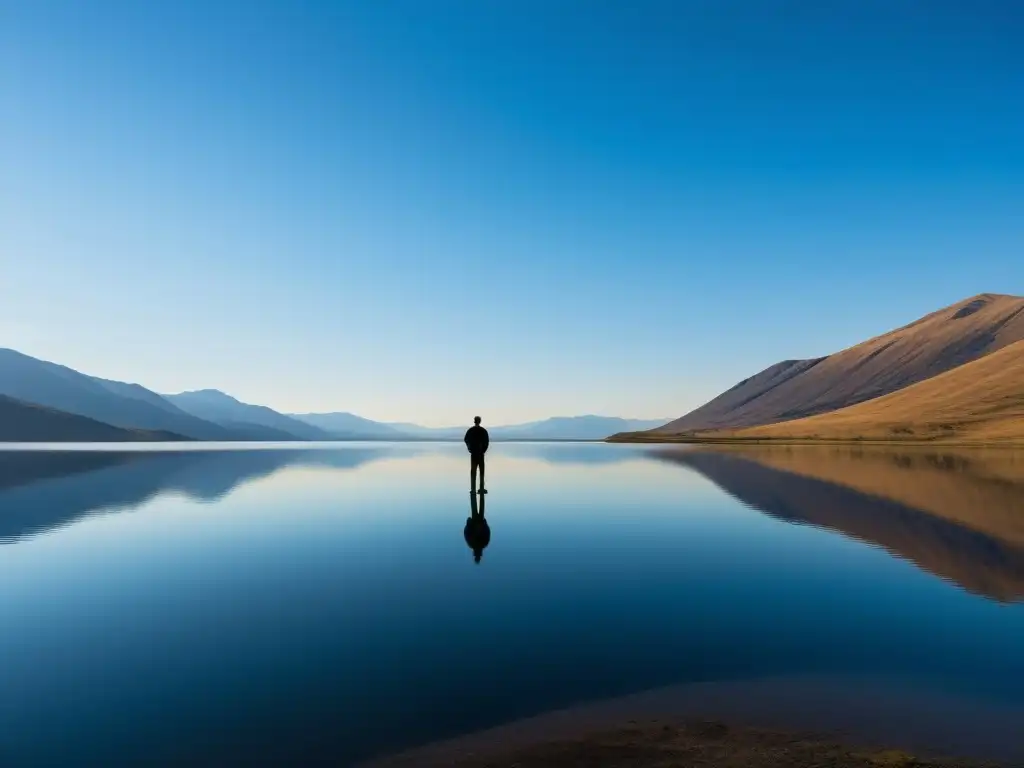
left=165, top=390, right=332, bottom=440
left=174, top=388, right=238, bottom=401
left=946, top=293, right=1022, bottom=320
left=966, top=292, right=1020, bottom=302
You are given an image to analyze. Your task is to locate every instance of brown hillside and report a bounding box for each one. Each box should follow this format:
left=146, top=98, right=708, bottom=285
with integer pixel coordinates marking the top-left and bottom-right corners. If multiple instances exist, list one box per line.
left=717, top=338, right=1024, bottom=442
left=651, top=293, right=1024, bottom=434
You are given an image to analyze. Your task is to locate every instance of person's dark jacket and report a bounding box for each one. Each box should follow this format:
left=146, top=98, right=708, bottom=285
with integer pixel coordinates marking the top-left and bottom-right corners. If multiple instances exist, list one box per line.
left=464, top=425, right=489, bottom=455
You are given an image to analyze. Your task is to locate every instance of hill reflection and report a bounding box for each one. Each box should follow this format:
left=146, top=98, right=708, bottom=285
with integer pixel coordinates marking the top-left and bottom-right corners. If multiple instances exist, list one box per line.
left=0, top=447, right=395, bottom=544
left=654, top=446, right=1024, bottom=603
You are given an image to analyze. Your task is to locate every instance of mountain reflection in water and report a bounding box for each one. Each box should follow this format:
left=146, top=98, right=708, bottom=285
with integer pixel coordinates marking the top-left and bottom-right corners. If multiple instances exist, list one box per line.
left=0, top=447, right=397, bottom=544
left=0, top=442, right=1023, bottom=767
left=653, top=446, right=1024, bottom=603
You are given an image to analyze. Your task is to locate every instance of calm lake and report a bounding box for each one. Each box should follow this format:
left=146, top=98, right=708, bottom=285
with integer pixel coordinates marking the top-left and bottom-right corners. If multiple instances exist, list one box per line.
left=1, top=442, right=1023, bottom=766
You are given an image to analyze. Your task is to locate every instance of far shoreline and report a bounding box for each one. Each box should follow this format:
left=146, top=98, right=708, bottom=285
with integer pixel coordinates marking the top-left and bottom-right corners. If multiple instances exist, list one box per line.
left=606, top=433, right=1024, bottom=448
left=0, top=437, right=609, bottom=450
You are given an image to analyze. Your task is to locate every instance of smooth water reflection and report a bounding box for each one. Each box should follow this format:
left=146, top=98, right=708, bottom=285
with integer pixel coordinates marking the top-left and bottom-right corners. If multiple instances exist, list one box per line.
left=0, top=442, right=1022, bottom=766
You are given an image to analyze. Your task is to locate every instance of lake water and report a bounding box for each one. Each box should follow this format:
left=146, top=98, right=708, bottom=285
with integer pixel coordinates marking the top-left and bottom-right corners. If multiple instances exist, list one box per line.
left=1, top=442, right=1023, bottom=766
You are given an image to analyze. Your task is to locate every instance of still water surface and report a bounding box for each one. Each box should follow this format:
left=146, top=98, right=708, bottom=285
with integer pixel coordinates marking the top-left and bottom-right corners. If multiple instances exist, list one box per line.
left=0, top=442, right=1022, bottom=766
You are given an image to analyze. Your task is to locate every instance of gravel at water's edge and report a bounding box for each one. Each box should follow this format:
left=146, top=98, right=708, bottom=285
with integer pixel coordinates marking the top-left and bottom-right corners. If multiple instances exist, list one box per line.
left=360, top=676, right=1024, bottom=768
left=379, top=720, right=1006, bottom=768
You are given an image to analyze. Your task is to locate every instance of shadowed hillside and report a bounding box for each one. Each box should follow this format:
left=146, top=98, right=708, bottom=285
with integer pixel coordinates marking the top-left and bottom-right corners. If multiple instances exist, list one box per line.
left=0, top=395, right=183, bottom=442
left=654, top=446, right=1024, bottom=602
left=0, top=349, right=235, bottom=440
left=165, top=390, right=332, bottom=440
left=632, top=293, right=1024, bottom=438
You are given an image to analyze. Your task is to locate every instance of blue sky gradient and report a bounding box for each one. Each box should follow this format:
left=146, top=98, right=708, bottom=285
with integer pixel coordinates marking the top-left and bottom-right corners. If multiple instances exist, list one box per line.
left=3, top=1, right=1022, bottom=425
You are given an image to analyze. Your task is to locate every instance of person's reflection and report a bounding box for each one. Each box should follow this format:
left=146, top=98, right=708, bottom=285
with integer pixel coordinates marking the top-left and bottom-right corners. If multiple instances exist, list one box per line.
left=463, top=491, right=491, bottom=564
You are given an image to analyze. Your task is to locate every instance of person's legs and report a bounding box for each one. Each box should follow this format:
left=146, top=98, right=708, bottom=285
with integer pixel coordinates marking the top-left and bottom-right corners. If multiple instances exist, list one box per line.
left=470, top=454, right=480, bottom=491
left=478, top=454, right=486, bottom=492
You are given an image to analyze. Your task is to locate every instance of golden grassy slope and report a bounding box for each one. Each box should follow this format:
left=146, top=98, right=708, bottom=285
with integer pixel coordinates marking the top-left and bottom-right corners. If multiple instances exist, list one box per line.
left=645, top=293, right=1024, bottom=435
left=716, top=338, right=1024, bottom=443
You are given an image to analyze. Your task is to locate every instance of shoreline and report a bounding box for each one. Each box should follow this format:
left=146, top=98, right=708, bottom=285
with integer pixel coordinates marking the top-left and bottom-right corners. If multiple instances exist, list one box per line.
left=361, top=675, right=1024, bottom=767
left=365, top=720, right=1001, bottom=767
left=607, top=434, right=1024, bottom=447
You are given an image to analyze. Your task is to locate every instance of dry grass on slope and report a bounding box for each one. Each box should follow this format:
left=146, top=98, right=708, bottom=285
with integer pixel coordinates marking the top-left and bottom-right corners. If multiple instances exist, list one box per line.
left=716, top=338, right=1024, bottom=444
left=653, top=293, right=1024, bottom=434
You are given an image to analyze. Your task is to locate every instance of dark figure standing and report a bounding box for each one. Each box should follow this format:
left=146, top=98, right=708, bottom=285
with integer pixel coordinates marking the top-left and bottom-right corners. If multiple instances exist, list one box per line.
left=464, top=416, right=489, bottom=494
left=464, top=492, right=490, bottom=564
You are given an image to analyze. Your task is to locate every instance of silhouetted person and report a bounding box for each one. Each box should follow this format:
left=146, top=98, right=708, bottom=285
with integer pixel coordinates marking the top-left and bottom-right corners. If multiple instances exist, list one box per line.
left=464, top=416, right=489, bottom=494
left=464, top=491, right=490, bottom=564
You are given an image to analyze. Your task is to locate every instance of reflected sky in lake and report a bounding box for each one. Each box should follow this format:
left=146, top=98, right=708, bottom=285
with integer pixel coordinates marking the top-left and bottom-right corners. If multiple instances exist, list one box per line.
left=0, top=442, right=1022, bottom=766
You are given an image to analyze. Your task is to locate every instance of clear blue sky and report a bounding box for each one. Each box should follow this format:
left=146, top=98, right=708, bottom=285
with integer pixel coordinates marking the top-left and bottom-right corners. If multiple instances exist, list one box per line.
left=2, top=1, right=1022, bottom=426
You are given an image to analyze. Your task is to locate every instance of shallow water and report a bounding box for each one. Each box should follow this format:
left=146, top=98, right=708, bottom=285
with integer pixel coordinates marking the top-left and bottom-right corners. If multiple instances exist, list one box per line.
left=0, top=442, right=1022, bottom=766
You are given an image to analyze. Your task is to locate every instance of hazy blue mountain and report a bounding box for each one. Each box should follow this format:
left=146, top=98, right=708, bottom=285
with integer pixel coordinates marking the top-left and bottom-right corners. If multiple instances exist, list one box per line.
left=209, top=421, right=307, bottom=441
left=94, top=378, right=307, bottom=440
left=166, top=389, right=331, bottom=440
left=0, top=348, right=665, bottom=443
left=382, top=416, right=671, bottom=440
left=0, top=349, right=233, bottom=440
left=90, top=377, right=190, bottom=413
left=491, top=416, right=670, bottom=440
left=384, top=423, right=465, bottom=439
left=291, top=412, right=406, bottom=438
left=0, top=394, right=184, bottom=442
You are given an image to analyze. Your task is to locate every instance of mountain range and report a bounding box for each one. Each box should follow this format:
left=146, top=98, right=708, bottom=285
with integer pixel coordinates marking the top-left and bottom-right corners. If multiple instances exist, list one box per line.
left=9, top=291, right=1019, bottom=445
left=0, top=348, right=665, bottom=442
left=613, top=293, right=1024, bottom=444
left=371, top=416, right=669, bottom=441
left=0, top=394, right=182, bottom=443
